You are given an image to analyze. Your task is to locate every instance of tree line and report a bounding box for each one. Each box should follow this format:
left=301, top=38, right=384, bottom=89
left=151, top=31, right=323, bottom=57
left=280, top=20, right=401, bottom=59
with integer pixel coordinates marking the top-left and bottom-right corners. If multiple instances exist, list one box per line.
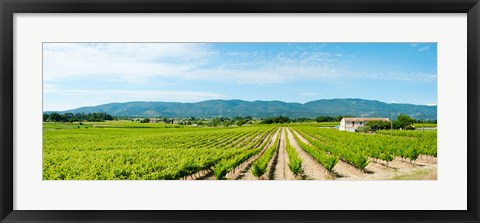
left=258, top=114, right=436, bottom=132
left=357, top=114, right=419, bottom=132
left=43, top=111, right=435, bottom=130
left=43, top=112, right=114, bottom=122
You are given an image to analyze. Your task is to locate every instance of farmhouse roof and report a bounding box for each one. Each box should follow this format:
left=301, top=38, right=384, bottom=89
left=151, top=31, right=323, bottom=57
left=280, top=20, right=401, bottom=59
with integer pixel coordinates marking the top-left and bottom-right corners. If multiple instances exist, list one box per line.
left=342, top=117, right=390, bottom=122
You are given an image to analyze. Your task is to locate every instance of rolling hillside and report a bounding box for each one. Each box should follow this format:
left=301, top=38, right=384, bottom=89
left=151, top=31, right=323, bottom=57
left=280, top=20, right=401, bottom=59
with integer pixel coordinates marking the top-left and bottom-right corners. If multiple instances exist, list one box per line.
left=51, top=98, right=437, bottom=119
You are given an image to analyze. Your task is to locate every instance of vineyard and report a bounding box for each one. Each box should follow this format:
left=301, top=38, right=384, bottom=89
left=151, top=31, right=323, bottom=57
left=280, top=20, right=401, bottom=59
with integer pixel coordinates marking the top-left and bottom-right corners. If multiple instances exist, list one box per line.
left=43, top=122, right=437, bottom=180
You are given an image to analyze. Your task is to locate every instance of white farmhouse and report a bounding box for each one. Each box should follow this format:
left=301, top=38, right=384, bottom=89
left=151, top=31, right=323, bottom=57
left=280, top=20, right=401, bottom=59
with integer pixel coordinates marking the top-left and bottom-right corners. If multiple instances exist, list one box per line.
left=339, top=117, right=390, bottom=132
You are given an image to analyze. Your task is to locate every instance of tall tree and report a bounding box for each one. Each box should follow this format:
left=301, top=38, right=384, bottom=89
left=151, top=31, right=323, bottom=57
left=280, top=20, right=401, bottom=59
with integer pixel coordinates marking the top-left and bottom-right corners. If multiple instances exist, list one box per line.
left=43, top=114, right=50, bottom=122
left=49, top=112, right=62, bottom=122
left=396, top=114, right=415, bottom=129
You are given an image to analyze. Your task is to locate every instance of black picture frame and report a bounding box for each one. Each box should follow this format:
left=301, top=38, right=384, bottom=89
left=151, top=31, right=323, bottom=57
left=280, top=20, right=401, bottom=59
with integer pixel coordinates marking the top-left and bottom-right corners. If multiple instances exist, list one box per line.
left=1, top=0, right=479, bottom=222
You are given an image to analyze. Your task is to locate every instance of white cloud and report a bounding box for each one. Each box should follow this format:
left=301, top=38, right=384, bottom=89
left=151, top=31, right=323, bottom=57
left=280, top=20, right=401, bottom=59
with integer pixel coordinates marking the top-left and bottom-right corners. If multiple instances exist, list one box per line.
left=418, top=46, right=430, bottom=52
left=43, top=43, right=436, bottom=88
left=185, top=64, right=344, bottom=85
left=43, top=43, right=215, bottom=83
left=44, top=43, right=347, bottom=86
left=45, top=88, right=225, bottom=101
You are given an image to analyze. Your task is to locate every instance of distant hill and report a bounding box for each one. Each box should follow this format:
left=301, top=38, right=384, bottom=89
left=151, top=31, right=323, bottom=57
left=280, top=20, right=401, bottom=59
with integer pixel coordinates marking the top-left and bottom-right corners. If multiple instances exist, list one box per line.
left=51, top=98, right=437, bottom=120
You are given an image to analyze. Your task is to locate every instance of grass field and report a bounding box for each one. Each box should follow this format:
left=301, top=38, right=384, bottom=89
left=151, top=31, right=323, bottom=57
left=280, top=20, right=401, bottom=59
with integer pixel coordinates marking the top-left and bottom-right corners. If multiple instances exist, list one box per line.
left=413, top=123, right=437, bottom=128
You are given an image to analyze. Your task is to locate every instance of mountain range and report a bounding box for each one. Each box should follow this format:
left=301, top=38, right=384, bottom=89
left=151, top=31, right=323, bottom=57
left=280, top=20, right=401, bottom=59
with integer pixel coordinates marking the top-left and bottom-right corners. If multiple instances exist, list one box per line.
left=50, top=98, right=437, bottom=120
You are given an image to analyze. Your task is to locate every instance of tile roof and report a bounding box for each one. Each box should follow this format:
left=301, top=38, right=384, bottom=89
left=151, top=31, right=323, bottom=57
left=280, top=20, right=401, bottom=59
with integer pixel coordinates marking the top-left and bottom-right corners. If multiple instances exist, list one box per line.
left=342, top=117, right=390, bottom=122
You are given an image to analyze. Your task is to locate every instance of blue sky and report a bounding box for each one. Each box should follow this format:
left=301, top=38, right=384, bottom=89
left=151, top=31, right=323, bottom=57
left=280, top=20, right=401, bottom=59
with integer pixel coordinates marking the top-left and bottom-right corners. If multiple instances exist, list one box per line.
left=43, top=43, right=437, bottom=111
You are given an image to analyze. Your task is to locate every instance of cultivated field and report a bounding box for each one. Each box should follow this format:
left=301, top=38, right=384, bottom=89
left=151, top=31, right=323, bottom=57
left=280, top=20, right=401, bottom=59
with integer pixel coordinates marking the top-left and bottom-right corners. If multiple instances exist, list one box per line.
left=43, top=121, right=437, bottom=180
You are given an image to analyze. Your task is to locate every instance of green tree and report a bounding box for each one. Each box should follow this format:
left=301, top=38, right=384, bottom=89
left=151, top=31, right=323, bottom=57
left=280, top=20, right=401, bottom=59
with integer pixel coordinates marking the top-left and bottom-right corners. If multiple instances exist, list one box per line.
left=397, top=114, right=415, bottom=130
left=366, top=120, right=391, bottom=130
left=236, top=120, right=246, bottom=126
left=43, top=114, right=50, bottom=122
left=49, top=112, right=62, bottom=122
left=223, top=120, right=232, bottom=127
left=260, top=116, right=290, bottom=124
left=212, top=118, right=220, bottom=127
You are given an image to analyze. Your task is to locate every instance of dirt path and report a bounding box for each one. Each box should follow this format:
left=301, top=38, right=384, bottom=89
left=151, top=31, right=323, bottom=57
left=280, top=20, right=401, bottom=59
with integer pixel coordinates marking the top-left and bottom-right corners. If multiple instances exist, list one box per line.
left=332, top=157, right=435, bottom=181
left=272, top=128, right=296, bottom=180
left=264, top=136, right=280, bottom=180
left=331, top=160, right=367, bottom=180
left=182, top=169, right=214, bottom=180
left=388, top=157, right=420, bottom=169
left=285, top=128, right=328, bottom=180
left=391, top=164, right=437, bottom=180
left=414, top=155, right=437, bottom=165
left=366, top=159, right=397, bottom=172
left=362, top=157, right=437, bottom=180
left=233, top=128, right=280, bottom=180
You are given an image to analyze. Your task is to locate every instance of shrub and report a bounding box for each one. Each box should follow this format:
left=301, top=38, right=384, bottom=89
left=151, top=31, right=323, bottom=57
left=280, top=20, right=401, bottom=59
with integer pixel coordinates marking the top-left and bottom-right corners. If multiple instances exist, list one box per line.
left=356, top=126, right=372, bottom=133
left=365, top=120, right=390, bottom=131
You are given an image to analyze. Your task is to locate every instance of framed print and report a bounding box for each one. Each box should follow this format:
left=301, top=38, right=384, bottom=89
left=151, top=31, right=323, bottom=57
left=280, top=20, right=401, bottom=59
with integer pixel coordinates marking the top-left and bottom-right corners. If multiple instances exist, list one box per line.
left=1, top=0, right=479, bottom=222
